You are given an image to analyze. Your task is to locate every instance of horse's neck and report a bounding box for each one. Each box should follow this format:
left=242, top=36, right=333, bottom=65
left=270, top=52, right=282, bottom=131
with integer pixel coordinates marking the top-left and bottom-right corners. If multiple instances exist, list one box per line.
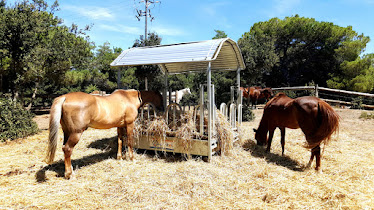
left=179, top=88, right=186, bottom=94
left=258, top=117, right=269, bottom=133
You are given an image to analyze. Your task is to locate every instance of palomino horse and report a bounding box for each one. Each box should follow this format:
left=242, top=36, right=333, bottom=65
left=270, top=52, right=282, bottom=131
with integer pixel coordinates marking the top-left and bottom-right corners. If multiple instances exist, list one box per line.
left=45, top=89, right=163, bottom=179
left=254, top=93, right=339, bottom=172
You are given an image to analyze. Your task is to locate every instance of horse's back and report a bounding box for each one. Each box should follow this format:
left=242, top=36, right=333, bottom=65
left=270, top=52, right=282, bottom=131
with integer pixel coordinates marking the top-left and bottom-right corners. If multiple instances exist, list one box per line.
left=294, top=96, right=339, bottom=147
left=263, top=93, right=299, bottom=129
left=60, top=90, right=140, bottom=130
left=294, top=96, right=319, bottom=109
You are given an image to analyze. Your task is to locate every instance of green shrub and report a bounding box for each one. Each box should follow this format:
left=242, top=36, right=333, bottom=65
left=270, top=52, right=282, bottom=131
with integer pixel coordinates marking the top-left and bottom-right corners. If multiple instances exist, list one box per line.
left=359, top=111, right=374, bottom=120
left=0, top=98, right=39, bottom=141
left=351, top=97, right=363, bottom=109
left=242, top=104, right=255, bottom=122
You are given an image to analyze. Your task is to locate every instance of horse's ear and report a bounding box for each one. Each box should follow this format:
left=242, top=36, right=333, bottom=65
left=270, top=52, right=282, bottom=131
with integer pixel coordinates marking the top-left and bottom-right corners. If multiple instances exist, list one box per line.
left=253, top=128, right=257, bottom=133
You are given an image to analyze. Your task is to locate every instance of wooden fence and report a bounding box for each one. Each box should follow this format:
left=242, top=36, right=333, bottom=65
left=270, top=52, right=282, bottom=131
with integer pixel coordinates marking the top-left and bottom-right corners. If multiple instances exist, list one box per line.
left=272, top=85, right=374, bottom=109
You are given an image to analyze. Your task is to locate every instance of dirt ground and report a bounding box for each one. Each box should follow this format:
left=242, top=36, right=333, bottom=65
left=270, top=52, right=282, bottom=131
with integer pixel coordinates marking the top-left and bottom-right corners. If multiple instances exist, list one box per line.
left=33, top=114, right=49, bottom=130
left=0, top=106, right=371, bottom=209
left=33, top=107, right=374, bottom=134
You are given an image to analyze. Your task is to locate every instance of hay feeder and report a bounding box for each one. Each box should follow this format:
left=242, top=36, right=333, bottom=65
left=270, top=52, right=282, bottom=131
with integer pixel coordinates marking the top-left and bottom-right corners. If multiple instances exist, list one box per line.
left=111, top=38, right=246, bottom=161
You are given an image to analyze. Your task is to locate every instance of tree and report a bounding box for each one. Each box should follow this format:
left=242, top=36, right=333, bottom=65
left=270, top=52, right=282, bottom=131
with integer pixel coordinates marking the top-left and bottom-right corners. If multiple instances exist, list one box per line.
left=132, top=32, right=163, bottom=90
left=90, top=42, right=122, bottom=91
left=327, top=54, right=374, bottom=92
left=212, top=30, right=227, bottom=39
left=0, top=0, right=93, bottom=107
left=238, top=15, right=370, bottom=88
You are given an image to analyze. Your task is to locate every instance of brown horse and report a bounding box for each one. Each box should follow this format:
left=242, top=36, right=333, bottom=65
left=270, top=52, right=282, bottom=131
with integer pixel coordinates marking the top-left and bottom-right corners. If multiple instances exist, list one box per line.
left=240, top=87, right=250, bottom=99
left=45, top=89, right=163, bottom=179
left=260, top=87, right=273, bottom=101
left=254, top=93, right=339, bottom=172
left=248, top=87, right=273, bottom=108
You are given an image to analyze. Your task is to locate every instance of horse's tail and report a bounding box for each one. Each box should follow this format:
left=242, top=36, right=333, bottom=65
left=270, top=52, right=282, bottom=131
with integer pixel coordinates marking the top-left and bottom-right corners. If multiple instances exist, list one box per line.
left=306, top=100, right=340, bottom=149
left=45, top=96, right=66, bottom=164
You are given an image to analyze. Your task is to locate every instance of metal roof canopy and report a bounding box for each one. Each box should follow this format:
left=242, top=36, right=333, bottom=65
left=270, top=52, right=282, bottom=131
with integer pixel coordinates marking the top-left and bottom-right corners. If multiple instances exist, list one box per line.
left=111, top=38, right=245, bottom=162
left=110, top=38, right=245, bottom=74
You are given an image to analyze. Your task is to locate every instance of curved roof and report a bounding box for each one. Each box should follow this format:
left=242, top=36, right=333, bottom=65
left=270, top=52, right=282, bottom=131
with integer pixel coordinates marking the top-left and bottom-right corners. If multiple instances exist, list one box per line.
left=110, top=38, right=245, bottom=74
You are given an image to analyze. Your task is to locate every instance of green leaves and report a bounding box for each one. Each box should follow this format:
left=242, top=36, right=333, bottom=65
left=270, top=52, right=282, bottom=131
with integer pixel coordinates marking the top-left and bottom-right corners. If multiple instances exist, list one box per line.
left=0, top=98, right=38, bottom=141
left=238, top=15, right=370, bottom=89
left=0, top=0, right=93, bottom=98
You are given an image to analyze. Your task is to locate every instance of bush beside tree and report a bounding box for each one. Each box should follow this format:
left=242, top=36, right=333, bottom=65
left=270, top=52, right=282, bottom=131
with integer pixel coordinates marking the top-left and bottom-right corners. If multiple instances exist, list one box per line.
left=0, top=98, right=39, bottom=141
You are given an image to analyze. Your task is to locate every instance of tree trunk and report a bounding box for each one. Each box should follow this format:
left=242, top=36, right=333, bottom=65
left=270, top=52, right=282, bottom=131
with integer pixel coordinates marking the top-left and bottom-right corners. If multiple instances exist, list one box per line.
left=13, top=90, right=19, bottom=103
left=26, top=82, right=39, bottom=111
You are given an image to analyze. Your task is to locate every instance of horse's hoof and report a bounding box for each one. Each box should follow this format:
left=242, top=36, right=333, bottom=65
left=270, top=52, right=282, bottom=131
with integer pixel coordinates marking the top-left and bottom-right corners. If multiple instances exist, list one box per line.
left=64, top=171, right=75, bottom=179
left=316, top=168, right=323, bottom=174
left=117, top=154, right=123, bottom=160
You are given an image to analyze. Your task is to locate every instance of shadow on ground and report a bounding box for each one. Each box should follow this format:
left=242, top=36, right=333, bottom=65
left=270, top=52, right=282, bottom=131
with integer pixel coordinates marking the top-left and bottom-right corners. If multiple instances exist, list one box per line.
left=36, top=136, right=201, bottom=182
left=242, top=139, right=304, bottom=172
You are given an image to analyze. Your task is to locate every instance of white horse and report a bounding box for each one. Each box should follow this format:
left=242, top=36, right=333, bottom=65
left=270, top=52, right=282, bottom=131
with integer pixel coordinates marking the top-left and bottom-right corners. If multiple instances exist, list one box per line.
left=168, top=88, right=191, bottom=104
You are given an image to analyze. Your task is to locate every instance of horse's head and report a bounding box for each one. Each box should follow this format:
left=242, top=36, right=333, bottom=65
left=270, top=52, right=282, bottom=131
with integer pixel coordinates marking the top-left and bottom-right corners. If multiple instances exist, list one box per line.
left=261, top=88, right=273, bottom=100
left=140, top=90, right=164, bottom=111
left=253, top=128, right=267, bottom=146
left=186, top=88, right=191, bottom=95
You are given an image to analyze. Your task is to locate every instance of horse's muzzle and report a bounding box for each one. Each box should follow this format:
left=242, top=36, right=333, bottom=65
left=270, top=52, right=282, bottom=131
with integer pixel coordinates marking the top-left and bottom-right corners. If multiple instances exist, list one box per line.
left=256, top=141, right=265, bottom=146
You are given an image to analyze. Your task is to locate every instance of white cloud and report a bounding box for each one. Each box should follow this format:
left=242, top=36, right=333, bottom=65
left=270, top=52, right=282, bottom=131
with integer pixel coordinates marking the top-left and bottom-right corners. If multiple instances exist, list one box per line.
left=151, top=25, right=185, bottom=36
left=201, top=1, right=230, bottom=17
left=265, top=0, right=302, bottom=18
left=98, top=24, right=142, bottom=35
left=63, top=5, right=115, bottom=20
left=198, top=1, right=233, bottom=29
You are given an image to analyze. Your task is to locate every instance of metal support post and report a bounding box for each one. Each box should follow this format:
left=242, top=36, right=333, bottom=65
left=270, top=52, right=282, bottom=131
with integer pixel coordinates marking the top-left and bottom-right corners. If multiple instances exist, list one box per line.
left=199, top=84, right=204, bottom=135
left=207, top=62, right=213, bottom=161
left=117, top=68, right=121, bottom=89
left=163, top=70, right=168, bottom=109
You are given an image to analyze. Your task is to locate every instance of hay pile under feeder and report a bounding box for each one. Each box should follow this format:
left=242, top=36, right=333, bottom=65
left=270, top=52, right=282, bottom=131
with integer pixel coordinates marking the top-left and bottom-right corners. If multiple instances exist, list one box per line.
left=111, top=38, right=246, bottom=161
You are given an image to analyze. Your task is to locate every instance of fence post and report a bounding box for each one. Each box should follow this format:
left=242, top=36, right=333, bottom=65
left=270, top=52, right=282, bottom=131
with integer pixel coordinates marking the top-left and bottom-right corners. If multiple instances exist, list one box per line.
left=315, top=84, right=319, bottom=98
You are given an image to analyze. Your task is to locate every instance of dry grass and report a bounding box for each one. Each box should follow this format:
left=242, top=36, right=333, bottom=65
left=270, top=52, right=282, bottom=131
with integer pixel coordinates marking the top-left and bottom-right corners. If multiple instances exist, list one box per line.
left=1, top=108, right=373, bottom=209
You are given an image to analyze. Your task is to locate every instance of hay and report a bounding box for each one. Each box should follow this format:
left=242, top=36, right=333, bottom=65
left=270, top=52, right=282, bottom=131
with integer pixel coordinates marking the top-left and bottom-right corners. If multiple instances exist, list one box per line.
left=145, top=117, right=169, bottom=153
left=215, top=110, right=234, bottom=156
left=0, top=108, right=373, bottom=209
left=175, top=111, right=196, bottom=156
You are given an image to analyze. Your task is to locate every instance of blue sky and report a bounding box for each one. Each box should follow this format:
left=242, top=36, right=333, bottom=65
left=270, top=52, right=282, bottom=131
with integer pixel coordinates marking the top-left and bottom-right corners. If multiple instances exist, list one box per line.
left=7, top=0, right=374, bottom=54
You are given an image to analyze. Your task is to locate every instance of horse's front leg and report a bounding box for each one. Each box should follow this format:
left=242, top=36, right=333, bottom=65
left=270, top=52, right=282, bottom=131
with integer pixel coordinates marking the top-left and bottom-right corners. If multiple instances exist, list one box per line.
left=117, top=127, right=126, bottom=160
left=126, top=122, right=135, bottom=160
left=62, top=132, right=82, bottom=179
left=266, top=129, right=275, bottom=153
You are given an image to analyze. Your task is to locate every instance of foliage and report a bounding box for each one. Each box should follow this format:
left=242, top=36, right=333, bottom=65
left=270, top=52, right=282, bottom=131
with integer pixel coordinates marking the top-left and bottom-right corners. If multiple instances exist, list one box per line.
left=132, top=32, right=163, bottom=90
left=351, top=97, right=363, bottom=109
left=0, top=0, right=93, bottom=102
left=120, top=67, right=139, bottom=89
left=212, top=30, right=227, bottom=39
left=85, top=84, right=98, bottom=93
left=327, top=54, right=374, bottom=93
left=0, top=97, right=38, bottom=141
left=238, top=15, right=370, bottom=88
left=359, top=111, right=374, bottom=120
left=242, top=104, right=255, bottom=121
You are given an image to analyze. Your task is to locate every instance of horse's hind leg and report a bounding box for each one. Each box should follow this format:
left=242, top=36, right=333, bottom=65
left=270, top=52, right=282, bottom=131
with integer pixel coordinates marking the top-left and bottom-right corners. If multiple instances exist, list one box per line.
left=62, top=132, right=82, bottom=179
left=280, top=127, right=285, bottom=156
left=117, top=127, right=126, bottom=160
left=314, top=145, right=322, bottom=172
left=306, top=145, right=321, bottom=172
left=126, top=123, right=135, bottom=160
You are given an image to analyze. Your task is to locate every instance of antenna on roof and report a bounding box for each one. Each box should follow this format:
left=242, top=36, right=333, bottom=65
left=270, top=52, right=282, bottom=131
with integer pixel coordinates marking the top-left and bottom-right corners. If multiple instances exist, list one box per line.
left=135, top=0, right=161, bottom=41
